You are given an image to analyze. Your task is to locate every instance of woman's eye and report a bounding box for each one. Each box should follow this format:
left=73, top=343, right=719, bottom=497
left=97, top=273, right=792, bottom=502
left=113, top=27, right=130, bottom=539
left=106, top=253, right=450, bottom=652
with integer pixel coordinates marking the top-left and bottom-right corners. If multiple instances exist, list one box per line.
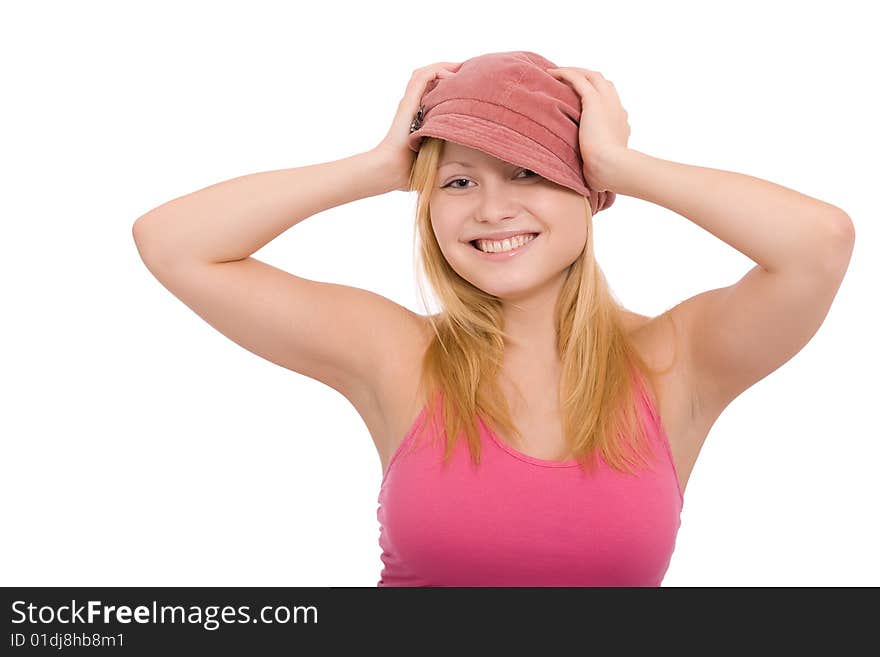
left=441, top=169, right=537, bottom=189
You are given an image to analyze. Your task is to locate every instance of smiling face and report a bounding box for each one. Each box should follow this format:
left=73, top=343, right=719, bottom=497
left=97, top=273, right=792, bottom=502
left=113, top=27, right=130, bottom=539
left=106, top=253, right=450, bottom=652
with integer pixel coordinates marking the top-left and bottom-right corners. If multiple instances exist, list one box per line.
left=430, top=141, right=590, bottom=304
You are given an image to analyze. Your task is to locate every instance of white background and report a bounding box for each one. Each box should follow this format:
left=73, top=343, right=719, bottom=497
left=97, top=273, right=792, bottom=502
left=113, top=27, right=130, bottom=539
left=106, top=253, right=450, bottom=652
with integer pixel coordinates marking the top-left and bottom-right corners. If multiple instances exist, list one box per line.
left=2, top=0, right=876, bottom=587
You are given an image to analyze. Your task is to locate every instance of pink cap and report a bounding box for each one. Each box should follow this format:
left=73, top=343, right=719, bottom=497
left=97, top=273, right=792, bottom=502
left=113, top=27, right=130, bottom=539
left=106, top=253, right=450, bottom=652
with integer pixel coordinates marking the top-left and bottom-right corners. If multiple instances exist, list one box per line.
left=408, top=50, right=616, bottom=216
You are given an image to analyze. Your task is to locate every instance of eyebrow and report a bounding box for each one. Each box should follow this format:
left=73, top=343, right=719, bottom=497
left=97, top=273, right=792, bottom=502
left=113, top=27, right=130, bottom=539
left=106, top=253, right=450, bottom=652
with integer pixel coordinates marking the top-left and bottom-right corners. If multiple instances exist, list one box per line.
left=438, top=160, right=475, bottom=169
left=439, top=160, right=516, bottom=170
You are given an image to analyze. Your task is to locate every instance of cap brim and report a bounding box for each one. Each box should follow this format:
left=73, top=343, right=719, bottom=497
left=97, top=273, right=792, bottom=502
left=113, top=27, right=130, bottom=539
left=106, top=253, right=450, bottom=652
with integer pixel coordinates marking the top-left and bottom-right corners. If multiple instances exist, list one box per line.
left=408, top=113, right=591, bottom=199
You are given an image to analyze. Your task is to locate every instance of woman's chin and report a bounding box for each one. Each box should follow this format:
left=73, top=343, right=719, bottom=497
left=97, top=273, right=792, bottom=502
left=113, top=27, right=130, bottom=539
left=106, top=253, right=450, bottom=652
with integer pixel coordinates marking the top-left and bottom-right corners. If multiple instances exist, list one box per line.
left=470, top=277, right=542, bottom=300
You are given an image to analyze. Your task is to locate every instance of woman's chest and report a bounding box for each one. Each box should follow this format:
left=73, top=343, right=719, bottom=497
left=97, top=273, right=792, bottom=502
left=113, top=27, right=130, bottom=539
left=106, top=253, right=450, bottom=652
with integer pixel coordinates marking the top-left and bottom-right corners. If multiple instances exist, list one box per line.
left=377, top=422, right=682, bottom=586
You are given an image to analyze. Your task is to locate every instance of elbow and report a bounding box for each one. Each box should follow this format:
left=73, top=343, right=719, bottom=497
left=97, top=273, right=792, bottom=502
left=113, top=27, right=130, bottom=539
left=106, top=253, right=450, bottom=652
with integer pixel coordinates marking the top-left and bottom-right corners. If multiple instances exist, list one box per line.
left=831, top=211, right=855, bottom=245
left=131, top=217, right=152, bottom=256
left=823, top=212, right=855, bottom=274
left=132, top=215, right=169, bottom=267
left=132, top=219, right=153, bottom=267
left=132, top=215, right=154, bottom=245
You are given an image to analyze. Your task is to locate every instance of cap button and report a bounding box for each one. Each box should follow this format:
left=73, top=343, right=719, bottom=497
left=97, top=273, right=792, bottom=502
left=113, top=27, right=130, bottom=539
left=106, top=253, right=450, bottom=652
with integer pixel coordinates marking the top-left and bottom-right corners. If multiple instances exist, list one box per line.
left=410, top=104, right=425, bottom=133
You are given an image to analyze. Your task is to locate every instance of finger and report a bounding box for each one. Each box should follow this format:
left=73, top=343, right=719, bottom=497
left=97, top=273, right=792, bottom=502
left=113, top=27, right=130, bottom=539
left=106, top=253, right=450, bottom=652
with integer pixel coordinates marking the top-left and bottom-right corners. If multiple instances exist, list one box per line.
left=575, top=68, right=616, bottom=93
left=596, top=76, right=621, bottom=102
left=407, top=66, right=449, bottom=93
left=547, top=67, right=600, bottom=100
left=417, top=61, right=462, bottom=74
left=558, top=67, right=612, bottom=86
left=402, top=65, right=458, bottom=112
left=424, top=63, right=461, bottom=82
left=591, top=76, right=622, bottom=105
left=553, top=67, right=622, bottom=106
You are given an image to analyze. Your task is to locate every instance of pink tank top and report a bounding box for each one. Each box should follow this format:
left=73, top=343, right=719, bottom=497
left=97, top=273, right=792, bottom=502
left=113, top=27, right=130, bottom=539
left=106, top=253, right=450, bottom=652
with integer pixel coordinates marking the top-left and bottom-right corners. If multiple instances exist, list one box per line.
left=376, top=376, right=684, bottom=586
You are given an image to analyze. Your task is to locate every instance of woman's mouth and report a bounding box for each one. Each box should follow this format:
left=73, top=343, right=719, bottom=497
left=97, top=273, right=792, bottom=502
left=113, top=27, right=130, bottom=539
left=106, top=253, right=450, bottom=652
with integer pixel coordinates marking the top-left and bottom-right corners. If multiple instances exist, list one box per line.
left=469, top=233, right=540, bottom=260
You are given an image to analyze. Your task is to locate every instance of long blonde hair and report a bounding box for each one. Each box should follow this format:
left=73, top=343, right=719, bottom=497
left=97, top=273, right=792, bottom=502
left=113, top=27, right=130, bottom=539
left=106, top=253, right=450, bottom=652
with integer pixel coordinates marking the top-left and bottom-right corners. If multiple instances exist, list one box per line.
left=403, top=137, right=677, bottom=477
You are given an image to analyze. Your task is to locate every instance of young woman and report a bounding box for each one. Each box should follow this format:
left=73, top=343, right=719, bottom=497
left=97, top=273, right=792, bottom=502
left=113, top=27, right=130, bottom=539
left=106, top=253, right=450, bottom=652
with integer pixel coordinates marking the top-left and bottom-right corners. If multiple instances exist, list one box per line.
left=132, top=52, right=855, bottom=586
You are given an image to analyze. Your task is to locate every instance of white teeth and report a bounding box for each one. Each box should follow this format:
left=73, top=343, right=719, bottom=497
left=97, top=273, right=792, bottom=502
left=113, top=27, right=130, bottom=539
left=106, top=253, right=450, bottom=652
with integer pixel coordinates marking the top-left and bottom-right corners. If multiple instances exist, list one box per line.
left=475, top=233, right=537, bottom=253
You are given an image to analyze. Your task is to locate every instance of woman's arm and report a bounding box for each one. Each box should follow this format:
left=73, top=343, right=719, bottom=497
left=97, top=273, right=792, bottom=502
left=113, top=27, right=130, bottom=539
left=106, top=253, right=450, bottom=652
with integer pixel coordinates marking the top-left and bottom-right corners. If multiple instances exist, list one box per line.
left=133, top=149, right=398, bottom=265
left=598, top=148, right=854, bottom=273
left=130, top=148, right=415, bottom=410
left=599, top=147, right=855, bottom=417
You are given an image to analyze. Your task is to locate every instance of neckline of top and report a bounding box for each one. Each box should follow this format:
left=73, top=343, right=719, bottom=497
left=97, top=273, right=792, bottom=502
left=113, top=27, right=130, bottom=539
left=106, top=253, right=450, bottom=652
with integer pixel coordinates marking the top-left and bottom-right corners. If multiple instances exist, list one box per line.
left=478, top=373, right=658, bottom=469
left=479, top=416, right=580, bottom=468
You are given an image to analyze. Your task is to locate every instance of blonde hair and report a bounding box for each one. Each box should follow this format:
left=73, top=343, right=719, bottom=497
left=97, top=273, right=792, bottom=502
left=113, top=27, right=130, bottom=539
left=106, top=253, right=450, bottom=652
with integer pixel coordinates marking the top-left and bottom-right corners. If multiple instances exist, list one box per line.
left=403, top=137, right=677, bottom=477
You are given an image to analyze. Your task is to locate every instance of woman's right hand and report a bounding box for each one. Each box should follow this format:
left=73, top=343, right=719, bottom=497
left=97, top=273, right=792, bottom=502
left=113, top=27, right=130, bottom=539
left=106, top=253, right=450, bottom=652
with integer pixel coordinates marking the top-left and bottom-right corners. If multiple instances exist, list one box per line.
left=372, top=62, right=462, bottom=192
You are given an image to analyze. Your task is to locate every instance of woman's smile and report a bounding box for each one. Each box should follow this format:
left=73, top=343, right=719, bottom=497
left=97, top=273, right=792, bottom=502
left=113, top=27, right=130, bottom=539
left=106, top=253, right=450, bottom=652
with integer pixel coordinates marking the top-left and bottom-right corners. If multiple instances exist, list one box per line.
left=468, top=232, right=541, bottom=261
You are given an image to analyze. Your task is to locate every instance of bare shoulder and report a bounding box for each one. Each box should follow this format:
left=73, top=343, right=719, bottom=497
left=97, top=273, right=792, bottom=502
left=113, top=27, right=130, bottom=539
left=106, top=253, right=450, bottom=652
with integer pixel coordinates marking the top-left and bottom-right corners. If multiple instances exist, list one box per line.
left=621, top=308, right=654, bottom=336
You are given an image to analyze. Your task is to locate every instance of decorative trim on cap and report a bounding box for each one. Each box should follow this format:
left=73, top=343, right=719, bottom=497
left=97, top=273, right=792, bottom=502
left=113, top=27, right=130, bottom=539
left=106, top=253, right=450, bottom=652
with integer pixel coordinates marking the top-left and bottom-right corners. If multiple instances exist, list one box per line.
left=410, top=104, right=425, bottom=133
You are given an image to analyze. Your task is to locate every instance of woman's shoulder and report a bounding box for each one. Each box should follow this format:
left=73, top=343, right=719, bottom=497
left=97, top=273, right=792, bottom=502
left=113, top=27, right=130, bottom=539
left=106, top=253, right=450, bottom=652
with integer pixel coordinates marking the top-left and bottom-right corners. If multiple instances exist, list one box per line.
left=621, top=308, right=653, bottom=334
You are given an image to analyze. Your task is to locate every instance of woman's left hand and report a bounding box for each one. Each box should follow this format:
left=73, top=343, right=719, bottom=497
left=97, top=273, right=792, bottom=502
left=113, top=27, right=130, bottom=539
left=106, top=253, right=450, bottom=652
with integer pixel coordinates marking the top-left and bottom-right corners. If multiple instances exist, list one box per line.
left=546, top=66, right=631, bottom=194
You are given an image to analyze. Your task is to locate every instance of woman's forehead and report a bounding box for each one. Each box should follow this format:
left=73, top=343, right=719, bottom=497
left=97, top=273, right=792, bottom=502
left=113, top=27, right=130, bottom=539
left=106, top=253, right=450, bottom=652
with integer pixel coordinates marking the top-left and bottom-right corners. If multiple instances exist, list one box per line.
left=439, top=142, right=516, bottom=169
